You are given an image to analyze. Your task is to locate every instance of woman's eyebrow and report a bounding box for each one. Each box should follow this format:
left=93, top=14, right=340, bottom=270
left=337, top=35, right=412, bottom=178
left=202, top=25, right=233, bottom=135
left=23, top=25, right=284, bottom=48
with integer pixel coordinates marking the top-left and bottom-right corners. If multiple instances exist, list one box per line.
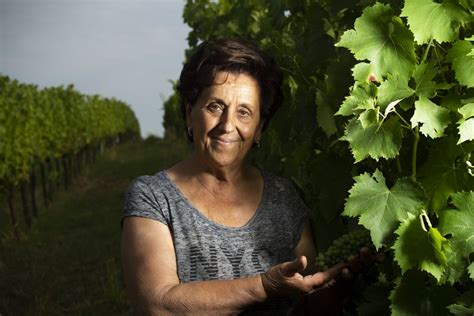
left=239, top=103, right=255, bottom=111
left=208, top=97, right=256, bottom=109
left=209, top=97, right=225, bottom=103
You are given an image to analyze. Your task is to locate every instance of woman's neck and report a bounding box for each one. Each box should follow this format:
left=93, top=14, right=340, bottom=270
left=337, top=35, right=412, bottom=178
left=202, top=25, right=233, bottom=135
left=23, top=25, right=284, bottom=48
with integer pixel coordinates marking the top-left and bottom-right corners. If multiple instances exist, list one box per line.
left=186, top=153, right=249, bottom=183
left=168, top=153, right=258, bottom=195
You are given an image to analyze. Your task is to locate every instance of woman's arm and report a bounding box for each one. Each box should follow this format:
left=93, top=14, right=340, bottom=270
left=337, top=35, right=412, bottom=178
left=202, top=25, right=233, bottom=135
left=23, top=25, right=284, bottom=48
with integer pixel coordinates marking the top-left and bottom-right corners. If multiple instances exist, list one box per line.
left=121, top=217, right=342, bottom=315
left=294, top=221, right=318, bottom=275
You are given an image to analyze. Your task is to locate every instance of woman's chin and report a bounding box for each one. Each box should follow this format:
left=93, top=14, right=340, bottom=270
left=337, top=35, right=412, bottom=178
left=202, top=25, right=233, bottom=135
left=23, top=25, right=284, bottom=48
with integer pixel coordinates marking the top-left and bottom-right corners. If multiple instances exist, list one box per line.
left=210, top=158, right=238, bottom=168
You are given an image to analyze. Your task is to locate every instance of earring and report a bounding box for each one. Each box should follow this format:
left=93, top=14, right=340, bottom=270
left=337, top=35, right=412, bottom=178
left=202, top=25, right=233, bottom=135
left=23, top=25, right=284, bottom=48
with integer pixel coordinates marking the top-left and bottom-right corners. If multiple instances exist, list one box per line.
left=187, top=127, right=193, bottom=137
left=255, top=138, right=261, bottom=148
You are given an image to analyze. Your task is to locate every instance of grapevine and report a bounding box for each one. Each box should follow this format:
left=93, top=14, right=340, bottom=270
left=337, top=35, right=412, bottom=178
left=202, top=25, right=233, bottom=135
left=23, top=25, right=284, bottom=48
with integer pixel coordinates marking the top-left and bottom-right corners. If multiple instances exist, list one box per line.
left=0, top=75, right=140, bottom=230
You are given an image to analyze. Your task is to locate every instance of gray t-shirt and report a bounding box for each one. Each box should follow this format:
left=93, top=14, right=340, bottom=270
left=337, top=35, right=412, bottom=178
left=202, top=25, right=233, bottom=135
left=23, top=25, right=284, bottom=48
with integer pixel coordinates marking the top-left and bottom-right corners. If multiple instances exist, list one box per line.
left=122, top=169, right=311, bottom=314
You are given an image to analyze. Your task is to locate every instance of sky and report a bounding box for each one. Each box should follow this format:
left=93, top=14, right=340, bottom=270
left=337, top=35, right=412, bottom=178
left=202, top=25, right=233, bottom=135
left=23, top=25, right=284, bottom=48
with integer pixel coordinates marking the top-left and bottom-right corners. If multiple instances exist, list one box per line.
left=0, top=0, right=190, bottom=138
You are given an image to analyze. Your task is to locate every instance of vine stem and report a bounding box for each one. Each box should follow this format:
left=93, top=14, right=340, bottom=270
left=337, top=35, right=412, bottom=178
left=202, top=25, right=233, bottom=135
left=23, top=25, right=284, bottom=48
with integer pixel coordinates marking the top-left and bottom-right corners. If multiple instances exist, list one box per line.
left=280, top=66, right=298, bottom=76
left=396, top=156, right=402, bottom=174
left=433, top=44, right=447, bottom=83
left=292, top=56, right=312, bottom=86
left=412, top=126, right=419, bottom=182
left=393, top=110, right=412, bottom=130
left=421, top=39, right=433, bottom=64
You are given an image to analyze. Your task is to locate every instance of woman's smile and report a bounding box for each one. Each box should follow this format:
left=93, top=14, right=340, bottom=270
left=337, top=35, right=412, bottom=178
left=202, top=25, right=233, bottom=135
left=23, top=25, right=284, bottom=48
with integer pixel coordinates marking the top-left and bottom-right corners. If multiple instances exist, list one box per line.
left=211, top=136, right=240, bottom=145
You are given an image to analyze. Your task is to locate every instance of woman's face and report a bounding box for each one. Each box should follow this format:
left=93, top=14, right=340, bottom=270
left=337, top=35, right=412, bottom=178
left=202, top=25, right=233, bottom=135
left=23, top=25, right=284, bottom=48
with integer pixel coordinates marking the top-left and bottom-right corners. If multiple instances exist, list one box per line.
left=187, top=71, right=263, bottom=168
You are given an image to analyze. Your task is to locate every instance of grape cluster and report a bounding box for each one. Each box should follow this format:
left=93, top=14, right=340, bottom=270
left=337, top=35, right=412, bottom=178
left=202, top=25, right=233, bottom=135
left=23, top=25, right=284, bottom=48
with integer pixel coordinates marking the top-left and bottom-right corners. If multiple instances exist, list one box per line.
left=315, top=230, right=372, bottom=271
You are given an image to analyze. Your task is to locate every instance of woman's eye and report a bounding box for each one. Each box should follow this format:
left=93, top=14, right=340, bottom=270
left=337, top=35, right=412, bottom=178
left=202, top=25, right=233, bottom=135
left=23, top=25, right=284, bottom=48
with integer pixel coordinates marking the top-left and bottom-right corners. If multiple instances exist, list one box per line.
left=207, top=103, right=221, bottom=112
left=239, top=109, right=250, bottom=117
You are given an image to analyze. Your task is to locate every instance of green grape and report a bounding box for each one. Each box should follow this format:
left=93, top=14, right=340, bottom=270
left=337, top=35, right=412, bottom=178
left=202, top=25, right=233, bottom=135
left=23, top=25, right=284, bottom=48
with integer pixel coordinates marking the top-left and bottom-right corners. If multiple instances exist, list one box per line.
left=315, top=230, right=373, bottom=270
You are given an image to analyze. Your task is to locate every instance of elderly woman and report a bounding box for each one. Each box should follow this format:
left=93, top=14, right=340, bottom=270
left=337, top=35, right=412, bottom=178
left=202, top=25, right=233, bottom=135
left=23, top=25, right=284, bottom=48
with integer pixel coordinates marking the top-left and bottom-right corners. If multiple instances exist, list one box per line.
left=121, top=39, right=351, bottom=315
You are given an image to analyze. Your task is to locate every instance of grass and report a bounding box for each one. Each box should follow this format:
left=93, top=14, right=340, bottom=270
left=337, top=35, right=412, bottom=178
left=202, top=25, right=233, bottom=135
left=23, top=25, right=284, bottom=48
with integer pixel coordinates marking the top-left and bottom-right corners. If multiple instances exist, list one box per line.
left=0, top=137, right=190, bottom=315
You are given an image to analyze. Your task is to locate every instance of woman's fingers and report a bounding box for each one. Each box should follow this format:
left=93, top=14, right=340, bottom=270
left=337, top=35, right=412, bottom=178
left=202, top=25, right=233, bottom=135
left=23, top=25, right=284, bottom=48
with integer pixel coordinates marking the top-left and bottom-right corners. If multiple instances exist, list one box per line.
left=280, top=256, right=307, bottom=277
left=339, top=267, right=353, bottom=281
left=344, top=246, right=383, bottom=274
left=347, top=254, right=363, bottom=273
left=306, top=262, right=345, bottom=289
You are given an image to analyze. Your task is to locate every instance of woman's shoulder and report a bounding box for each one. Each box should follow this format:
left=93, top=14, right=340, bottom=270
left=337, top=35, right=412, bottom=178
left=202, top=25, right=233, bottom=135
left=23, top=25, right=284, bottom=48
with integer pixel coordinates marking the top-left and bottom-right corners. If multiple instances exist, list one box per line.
left=131, top=170, right=167, bottom=184
left=127, top=170, right=174, bottom=195
left=123, top=170, right=175, bottom=225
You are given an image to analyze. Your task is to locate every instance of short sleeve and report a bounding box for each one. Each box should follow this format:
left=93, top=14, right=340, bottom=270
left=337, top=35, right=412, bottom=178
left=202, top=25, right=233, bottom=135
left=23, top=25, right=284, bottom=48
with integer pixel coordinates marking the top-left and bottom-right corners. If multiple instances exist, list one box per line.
left=287, top=180, right=312, bottom=248
left=121, top=177, right=168, bottom=227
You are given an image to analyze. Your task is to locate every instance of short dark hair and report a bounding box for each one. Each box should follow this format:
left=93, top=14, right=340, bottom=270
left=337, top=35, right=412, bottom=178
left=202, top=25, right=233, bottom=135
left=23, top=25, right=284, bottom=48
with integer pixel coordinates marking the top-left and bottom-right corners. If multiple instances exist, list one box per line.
left=177, top=38, right=283, bottom=141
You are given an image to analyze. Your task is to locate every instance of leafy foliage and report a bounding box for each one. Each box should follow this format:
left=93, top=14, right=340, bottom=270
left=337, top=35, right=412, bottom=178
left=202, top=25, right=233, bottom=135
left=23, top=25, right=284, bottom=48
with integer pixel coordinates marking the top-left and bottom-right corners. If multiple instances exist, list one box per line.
left=418, top=137, right=474, bottom=213
left=457, top=103, right=474, bottom=144
left=343, top=170, right=425, bottom=249
left=341, top=116, right=403, bottom=162
left=439, top=191, right=474, bottom=282
left=448, top=40, right=474, bottom=88
left=337, top=3, right=416, bottom=79
left=0, top=75, right=140, bottom=191
left=393, top=213, right=449, bottom=281
left=401, top=0, right=470, bottom=44
left=410, top=97, right=451, bottom=138
left=390, top=270, right=458, bottom=315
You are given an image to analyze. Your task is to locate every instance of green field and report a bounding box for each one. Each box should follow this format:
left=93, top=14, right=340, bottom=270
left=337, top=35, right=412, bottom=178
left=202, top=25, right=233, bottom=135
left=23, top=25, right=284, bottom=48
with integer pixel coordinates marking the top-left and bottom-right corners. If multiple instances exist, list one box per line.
left=0, top=138, right=190, bottom=315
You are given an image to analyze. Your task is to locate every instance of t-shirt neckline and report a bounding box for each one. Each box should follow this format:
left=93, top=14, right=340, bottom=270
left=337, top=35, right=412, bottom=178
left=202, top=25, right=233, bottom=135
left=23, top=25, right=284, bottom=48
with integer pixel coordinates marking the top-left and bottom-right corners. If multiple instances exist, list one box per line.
left=161, top=168, right=267, bottom=231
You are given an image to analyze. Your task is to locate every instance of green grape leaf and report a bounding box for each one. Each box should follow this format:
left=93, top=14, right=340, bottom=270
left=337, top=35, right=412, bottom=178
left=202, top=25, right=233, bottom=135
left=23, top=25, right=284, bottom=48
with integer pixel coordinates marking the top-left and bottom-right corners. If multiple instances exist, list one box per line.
left=447, top=304, right=474, bottom=315
left=336, top=83, right=376, bottom=116
left=448, top=289, right=474, bottom=314
left=436, top=82, right=456, bottom=90
left=390, top=270, right=458, bottom=316
left=442, top=246, right=466, bottom=284
left=457, top=103, right=474, bottom=144
left=341, top=116, right=403, bottom=162
left=413, top=62, right=437, bottom=99
left=343, top=170, right=426, bottom=249
left=439, top=192, right=474, bottom=259
left=393, top=213, right=449, bottom=280
left=441, top=94, right=464, bottom=114
left=411, top=97, right=451, bottom=138
left=336, top=3, right=416, bottom=79
left=401, top=0, right=470, bottom=44
left=459, top=102, right=474, bottom=118
left=468, top=262, right=474, bottom=281
left=378, top=73, right=415, bottom=108
left=316, top=90, right=337, bottom=137
left=418, top=137, right=474, bottom=213
left=287, top=75, right=298, bottom=99
left=448, top=40, right=474, bottom=88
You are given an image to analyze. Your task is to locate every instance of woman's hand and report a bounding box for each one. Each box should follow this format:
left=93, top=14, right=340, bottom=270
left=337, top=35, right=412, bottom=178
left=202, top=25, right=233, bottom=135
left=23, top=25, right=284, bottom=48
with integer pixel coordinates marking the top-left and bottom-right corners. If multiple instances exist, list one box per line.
left=261, top=255, right=345, bottom=298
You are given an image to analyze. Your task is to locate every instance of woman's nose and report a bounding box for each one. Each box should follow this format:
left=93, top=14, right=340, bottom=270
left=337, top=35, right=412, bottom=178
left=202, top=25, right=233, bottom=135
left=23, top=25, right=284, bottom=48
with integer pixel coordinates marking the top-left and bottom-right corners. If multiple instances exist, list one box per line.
left=218, top=110, right=235, bottom=133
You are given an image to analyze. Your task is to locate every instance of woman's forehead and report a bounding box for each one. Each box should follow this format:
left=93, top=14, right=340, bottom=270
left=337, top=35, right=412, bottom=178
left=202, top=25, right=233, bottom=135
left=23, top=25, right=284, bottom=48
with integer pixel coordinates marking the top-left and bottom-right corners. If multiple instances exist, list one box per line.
left=204, top=72, right=260, bottom=100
